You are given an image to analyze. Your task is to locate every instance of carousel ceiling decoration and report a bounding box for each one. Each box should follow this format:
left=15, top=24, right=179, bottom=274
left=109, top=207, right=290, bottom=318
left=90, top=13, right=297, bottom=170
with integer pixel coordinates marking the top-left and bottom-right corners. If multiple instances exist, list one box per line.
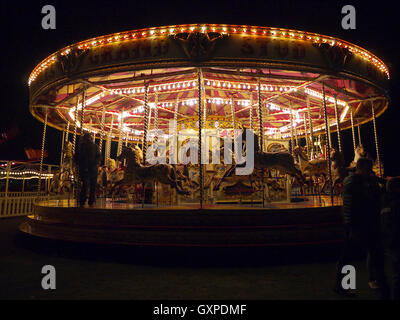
left=28, top=24, right=389, bottom=143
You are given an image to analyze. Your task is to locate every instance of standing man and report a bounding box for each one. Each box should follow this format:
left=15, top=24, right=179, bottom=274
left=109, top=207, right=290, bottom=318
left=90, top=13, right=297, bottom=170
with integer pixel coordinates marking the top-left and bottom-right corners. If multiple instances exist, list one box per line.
left=334, top=157, right=389, bottom=298
left=381, top=177, right=400, bottom=299
left=74, top=132, right=101, bottom=207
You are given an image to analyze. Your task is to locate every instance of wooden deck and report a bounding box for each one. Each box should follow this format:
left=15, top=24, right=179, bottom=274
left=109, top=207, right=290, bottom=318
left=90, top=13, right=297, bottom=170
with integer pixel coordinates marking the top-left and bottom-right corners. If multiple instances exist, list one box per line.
left=19, top=196, right=344, bottom=247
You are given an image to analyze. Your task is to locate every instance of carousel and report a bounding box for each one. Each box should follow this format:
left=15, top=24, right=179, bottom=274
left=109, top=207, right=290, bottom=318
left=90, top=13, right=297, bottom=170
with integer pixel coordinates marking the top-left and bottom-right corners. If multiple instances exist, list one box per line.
left=19, top=24, right=389, bottom=246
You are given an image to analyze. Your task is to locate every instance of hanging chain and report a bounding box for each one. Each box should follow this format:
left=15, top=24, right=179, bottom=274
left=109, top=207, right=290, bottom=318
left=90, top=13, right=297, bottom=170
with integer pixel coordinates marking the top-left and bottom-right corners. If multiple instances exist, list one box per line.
left=371, top=102, right=382, bottom=177
left=333, top=95, right=342, bottom=153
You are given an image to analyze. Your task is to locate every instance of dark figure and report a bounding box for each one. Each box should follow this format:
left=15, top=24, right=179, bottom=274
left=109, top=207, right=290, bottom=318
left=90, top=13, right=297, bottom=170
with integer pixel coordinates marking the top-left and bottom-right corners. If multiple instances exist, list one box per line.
left=74, top=133, right=101, bottom=206
left=334, top=158, right=389, bottom=298
left=381, top=177, right=400, bottom=300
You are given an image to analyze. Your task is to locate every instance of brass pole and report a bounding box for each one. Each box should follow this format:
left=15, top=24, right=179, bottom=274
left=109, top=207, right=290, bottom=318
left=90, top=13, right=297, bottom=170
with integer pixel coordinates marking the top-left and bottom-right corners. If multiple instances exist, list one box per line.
left=258, top=78, right=265, bottom=207
left=371, top=102, right=382, bottom=177
left=37, top=109, right=48, bottom=197
left=333, top=95, right=342, bottom=153
left=357, top=121, right=362, bottom=147
left=198, top=69, right=204, bottom=208
left=322, top=84, right=334, bottom=205
left=306, top=96, right=314, bottom=159
left=350, top=107, right=357, bottom=154
left=80, top=87, right=86, bottom=136
left=303, top=114, right=309, bottom=157
left=289, top=102, right=295, bottom=157
left=99, top=105, right=105, bottom=155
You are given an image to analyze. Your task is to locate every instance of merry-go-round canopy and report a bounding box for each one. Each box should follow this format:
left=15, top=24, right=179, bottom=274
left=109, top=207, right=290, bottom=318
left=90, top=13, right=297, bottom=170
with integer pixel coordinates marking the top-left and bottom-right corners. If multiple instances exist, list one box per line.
left=28, top=24, right=390, bottom=142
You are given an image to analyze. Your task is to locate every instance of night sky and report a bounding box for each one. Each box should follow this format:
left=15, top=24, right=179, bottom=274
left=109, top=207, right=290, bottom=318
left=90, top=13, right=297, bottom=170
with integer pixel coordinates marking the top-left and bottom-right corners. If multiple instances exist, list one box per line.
left=1, top=0, right=399, bottom=175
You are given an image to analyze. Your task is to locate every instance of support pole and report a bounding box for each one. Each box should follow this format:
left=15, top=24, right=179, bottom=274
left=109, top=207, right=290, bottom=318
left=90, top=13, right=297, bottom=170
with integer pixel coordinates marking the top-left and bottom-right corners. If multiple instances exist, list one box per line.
left=142, top=82, right=150, bottom=208
left=350, top=107, right=357, bottom=154
left=303, top=114, right=309, bottom=157
left=333, top=95, right=342, bottom=153
left=105, top=115, right=114, bottom=163
left=117, top=108, right=124, bottom=156
left=72, top=98, right=79, bottom=155
left=307, top=96, right=314, bottom=159
left=230, top=97, right=235, bottom=130
left=142, top=82, right=150, bottom=161
left=198, top=69, right=203, bottom=208
left=153, top=94, right=159, bottom=207
left=258, top=78, right=265, bottom=207
left=322, top=84, right=334, bottom=205
left=5, top=161, right=11, bottom=199
left=357, top=121, right=362, bottom=147
left=293, top=112, right=299, bottom=147
left=37, top=109, right=48, bottom=198
left=60, top=129, right=66, bottom=168
left=289, top=103, right=295, bottom=157
left=80, top=88, right=86, bottom=136
left=99, top=105, right=105, bottom=156
left=371, top=102, right=382, bottom=177
left=65, top=121, right=70, bottom=144
left=249, top=95, right=253, bottom=130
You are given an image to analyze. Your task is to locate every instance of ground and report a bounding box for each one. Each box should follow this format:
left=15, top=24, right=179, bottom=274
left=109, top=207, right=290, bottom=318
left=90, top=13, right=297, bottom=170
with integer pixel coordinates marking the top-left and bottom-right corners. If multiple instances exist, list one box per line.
left=0, top=217, right=391, bottom=300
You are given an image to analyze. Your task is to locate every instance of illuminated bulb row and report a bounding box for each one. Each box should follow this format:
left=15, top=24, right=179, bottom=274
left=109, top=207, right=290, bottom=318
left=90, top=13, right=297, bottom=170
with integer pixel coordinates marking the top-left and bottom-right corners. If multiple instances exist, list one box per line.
left=111, top=87, right=145, bottom=95
left=153, top=81, right=197, bottom=91
left=0, top=162, right=16, bottom=167
left=0, top=170, right=54, bottom=177
left=28, top=25, right=389, bottom=85
left=305, top=88, right=347, bottom=107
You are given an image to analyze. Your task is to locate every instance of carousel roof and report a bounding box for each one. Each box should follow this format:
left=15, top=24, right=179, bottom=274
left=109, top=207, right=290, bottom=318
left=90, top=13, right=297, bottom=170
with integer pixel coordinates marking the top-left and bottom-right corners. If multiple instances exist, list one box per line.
left=28, top=24, right=390, bottom=141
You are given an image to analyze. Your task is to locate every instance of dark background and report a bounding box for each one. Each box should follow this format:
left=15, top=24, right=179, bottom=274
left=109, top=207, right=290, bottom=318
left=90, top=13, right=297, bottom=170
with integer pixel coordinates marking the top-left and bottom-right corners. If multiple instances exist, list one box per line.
left=1, top=0, right=399, bottom=175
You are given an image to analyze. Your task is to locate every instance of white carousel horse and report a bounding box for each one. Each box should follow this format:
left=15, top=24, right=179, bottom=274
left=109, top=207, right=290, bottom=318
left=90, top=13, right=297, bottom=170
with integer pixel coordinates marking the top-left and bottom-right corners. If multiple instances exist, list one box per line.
left=114, top=145, right=190, bottom=196
left=349, top=144, right=367, bottom=169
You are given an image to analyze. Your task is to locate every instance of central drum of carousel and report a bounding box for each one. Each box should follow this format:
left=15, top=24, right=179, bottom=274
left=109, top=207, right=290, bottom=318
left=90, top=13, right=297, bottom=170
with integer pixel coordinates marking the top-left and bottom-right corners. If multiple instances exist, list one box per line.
left=20, top=24, right=389, bottom=246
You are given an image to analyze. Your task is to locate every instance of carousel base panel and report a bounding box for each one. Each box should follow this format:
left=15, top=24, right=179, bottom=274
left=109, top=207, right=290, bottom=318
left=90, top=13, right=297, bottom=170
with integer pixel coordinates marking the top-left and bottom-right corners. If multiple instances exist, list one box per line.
left=19, top=196, right=344, bottom=247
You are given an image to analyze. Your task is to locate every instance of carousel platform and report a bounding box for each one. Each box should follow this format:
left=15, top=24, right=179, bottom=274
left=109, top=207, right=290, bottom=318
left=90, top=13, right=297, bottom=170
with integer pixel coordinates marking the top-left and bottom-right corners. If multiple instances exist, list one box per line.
left=19, top=196, right=344, bottom=247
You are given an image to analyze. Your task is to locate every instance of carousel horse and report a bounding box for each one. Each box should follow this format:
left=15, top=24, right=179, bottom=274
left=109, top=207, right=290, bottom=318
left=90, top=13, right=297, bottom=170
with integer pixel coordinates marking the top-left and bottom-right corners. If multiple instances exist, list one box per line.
left=114, top=145, right=190, bottom=196
left=49, top=143, right=76, bottom=195
left=293, top=145, right=328, bottom=192
left=96, top=158, right=125, bottom=196
left=252, top=130, right=305, bottom=184
left=349, top=144, right=367, bottom=169
left=214, top=128, right=304, bottom=191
